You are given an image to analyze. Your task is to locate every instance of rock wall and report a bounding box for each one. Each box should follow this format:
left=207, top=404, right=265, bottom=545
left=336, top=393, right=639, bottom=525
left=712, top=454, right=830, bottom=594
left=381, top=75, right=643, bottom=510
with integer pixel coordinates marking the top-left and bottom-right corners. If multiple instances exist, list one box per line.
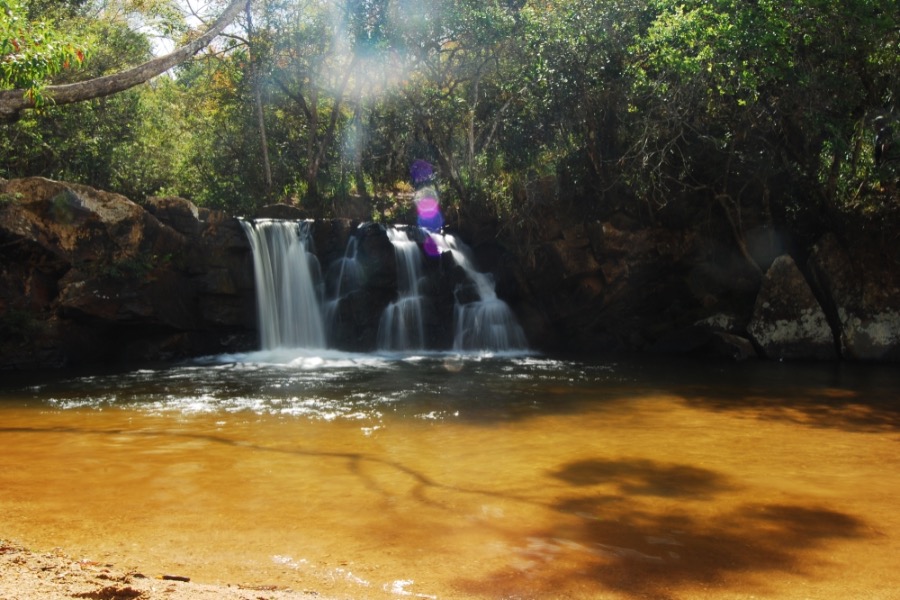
left=2, top=177, right=899, bottom=368
left=481, top=208, right=900, bottom=362
left=0, top=177, right=256, bottom=368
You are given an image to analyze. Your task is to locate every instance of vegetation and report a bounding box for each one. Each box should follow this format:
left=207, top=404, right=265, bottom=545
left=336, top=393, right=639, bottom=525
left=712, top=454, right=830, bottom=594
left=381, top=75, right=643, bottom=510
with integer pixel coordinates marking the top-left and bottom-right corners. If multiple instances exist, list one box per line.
left=2, top=0, right=898, bottom=247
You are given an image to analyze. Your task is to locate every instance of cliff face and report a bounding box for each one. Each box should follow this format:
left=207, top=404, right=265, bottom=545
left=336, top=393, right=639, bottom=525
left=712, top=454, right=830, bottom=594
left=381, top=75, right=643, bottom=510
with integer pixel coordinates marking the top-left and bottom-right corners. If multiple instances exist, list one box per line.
left=2, top=177, right=899, bottom=369
left=462, top=202, right=900, bottom=362
left=0, top=177, right=256, bottom=368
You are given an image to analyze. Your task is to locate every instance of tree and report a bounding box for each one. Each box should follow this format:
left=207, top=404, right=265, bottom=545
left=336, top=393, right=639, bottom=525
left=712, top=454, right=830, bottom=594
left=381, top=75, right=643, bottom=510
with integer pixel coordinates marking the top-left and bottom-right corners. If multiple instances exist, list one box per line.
left=0, top=0, right=247, bottom=121
left=387, top=0, right=524, bottom=209
left=0, top=0, right=87, bottom=106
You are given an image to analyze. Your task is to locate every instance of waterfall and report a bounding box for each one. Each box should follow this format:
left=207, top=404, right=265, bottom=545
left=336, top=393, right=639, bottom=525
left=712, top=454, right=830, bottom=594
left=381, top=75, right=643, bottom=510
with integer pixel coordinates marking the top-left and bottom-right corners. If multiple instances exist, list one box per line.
left=240, top=219, right=327, bottom=350
left=377, top=227, right=426, bottom=351
left=240, top=218, right=528, bottom=355
left=432, top=232, right=528, bottom=353
left=324, top=234, right=362, bottom=344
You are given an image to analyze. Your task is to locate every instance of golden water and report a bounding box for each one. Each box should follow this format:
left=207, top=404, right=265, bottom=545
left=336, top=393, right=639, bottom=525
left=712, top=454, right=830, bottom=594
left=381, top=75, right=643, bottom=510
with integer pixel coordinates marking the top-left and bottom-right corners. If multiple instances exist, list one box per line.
left=1, top=356, right=898, bottom=599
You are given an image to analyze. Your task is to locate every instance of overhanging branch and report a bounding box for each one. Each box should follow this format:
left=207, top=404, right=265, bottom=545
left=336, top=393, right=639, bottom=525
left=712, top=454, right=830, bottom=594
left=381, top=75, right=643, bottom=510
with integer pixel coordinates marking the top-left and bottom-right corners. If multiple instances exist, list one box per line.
left=0, top=0, right=248, bottom=121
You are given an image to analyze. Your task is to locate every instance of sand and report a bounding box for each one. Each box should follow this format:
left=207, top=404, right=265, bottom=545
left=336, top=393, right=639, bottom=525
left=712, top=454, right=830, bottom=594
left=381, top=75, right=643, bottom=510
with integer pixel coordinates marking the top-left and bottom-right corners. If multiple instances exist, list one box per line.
left=0, top=539, right=334, bottom=600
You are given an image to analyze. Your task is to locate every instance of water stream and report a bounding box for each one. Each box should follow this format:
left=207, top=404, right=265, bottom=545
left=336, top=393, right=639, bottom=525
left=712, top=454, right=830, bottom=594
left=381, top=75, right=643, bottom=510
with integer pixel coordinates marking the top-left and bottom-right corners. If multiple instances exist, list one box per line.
left=378, top=228, right=427, bottom=352
left=431, top=232, right=528, bottom=352
left=240, top=219, right=327, bottom=350
left=1, top=355, right=899, bottom=599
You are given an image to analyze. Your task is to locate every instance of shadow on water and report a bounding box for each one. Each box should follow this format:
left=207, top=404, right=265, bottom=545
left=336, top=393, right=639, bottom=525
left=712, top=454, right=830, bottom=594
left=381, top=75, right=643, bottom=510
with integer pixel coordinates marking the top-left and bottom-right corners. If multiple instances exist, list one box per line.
left=0, top=355, right=895, bottom=598
left=551, top=458, right=739, bottom=500
left=456, top=455, right=870, bottom=599
left=660, top=359, right=900, bottom=433
left=0, top=355, right=900, bottom=432
left=7, top=355, right=900, bottom=433
left=0, top=424, right=876, bottom=598
left=455, top=500, right=867, bottom=599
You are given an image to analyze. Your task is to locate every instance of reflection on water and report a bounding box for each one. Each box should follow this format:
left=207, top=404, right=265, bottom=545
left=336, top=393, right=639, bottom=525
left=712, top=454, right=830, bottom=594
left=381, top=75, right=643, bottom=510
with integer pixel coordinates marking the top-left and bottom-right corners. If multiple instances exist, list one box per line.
left=1, top=354, right=899, bottom=599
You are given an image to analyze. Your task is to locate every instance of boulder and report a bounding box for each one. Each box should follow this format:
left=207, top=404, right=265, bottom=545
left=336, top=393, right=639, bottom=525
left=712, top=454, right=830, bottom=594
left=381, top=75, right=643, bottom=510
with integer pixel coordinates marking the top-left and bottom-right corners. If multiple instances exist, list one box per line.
left=747, top=255, right=837, bottom=360
left=0, top=177, right=256, bottom=368
left=808, top=233, right=900, bottom=361
left=145, top=196, right=201, bottom=236
left=708, top=332, right=758, bottom=361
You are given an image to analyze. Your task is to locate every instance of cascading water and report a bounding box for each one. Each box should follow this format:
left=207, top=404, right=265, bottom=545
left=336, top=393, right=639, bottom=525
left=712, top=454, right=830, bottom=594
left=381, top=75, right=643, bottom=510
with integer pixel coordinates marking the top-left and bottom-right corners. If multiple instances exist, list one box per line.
left=240, top=219, right=327, bottom=350
left=431, top=232, right=529, bottom=352
left=377, top=227, right=427, bottom=351
left=240, top=217, right=527, bottom=355
left=324, top=233, right=362, bottom=344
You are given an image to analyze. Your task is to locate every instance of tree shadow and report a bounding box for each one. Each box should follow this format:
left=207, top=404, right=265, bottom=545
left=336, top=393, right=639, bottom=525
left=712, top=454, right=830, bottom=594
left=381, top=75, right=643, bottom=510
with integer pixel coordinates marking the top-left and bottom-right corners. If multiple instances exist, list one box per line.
left=643, top=358, right=900, bottom=433
left=0, top=426, right=881, bottom=598
left=550, top=458, right=739, bottom=500
left=455, top=456, right=871, bottom=598
left=458, top=501, right=867, bottom=599
left=679, top=386, right=900, bottom=433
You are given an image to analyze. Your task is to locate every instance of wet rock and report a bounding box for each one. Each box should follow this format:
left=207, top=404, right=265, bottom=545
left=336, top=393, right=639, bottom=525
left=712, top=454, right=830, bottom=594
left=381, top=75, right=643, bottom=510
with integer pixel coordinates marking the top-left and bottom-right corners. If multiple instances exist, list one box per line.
left=521, top=220, right=700, bottom=354
left=747, top=255, right=836, bottom=360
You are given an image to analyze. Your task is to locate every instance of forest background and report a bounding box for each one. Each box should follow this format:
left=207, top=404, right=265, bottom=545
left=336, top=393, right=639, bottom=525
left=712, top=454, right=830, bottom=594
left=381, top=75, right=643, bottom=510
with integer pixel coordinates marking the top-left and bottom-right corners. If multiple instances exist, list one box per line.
left=2, top=0, right=898, bottom=252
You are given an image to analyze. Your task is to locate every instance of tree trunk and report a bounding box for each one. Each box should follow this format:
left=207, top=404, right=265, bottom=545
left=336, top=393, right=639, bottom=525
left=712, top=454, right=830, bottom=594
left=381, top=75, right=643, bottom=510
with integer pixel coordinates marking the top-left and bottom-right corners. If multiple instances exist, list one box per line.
left=352, top=101, right=369, bottom=201
left=0, top=0, right=248, bottom=121
left=246, top=2, right=272, bottom=193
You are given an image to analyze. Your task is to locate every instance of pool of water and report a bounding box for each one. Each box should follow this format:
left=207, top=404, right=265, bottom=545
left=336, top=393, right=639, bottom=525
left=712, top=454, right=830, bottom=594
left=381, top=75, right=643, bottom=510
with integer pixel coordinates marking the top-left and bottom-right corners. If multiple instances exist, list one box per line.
left=1, top=352, right=899, bottom=599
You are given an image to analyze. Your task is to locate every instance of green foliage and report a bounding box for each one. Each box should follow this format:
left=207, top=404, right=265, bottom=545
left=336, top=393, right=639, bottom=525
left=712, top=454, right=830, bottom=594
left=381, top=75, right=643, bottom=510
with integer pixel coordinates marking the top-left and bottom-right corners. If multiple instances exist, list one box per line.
left=0, top=7, right=162, bottom=190
left=0, top=0, right=88, bottom=104
left=2, top=0, right=898, bottom=238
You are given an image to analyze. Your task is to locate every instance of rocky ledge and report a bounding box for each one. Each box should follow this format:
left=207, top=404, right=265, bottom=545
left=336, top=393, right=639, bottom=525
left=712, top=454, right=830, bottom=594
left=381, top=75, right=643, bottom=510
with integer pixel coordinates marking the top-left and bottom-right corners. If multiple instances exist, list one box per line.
left=2, top=177, right=898, bottom=368
left=0, top=177, right=256, bottom=369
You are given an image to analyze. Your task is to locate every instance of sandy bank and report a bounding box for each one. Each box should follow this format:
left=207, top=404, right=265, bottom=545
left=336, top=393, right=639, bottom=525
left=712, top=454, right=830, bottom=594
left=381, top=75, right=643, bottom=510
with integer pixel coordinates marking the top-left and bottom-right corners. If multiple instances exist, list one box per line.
left=0, top=538, right=334, bottom=600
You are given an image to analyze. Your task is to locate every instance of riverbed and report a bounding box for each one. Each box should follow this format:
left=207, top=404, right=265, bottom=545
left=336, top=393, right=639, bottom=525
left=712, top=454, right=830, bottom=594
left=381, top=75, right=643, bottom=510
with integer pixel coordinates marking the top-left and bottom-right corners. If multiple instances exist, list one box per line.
left=1, top=353, right=898, bottom=599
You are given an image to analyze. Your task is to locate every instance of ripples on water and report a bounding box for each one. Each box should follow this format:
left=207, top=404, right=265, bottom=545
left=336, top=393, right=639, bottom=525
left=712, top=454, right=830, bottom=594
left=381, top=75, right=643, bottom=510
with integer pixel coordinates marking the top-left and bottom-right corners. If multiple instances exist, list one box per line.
left=8, top=350, right=900, bottom=421
left=12, top=350, right=630, bottom=423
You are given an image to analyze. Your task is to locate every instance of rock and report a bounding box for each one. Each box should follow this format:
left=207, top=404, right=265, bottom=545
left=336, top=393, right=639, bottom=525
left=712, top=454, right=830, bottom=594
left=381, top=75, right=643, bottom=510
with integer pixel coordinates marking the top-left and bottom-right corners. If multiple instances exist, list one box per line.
left=648, top=326, right=714, bottom=354
left=312, top=218, right=357, bottom=266
left=747, top=255, right=837, bottom=360
left=520, top=219, right=700, bottom=354
left=4, top=176, right=899, bottom=366
left=808, top=233, right=900, bottom=361
left=694, top=313, right=744, bottom=334
left=646, top=325, right=757, bottom=360
left=708, top=331, right=758, bottom=361
left=145, top=196, right=201, bottom=236
left=1, top=177, right=185, bottom=265
left=0, top=178, right=256, bottom=368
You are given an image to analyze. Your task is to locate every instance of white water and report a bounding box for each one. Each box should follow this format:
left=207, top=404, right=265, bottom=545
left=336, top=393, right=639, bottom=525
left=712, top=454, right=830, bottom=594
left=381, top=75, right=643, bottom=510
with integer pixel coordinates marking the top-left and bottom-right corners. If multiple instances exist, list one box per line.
left=241, top=219, right=527, bottom=355
left=324, top=234, right=362, bottom=344
left=377, top=227, right=426, bottom=351
left=431, top=233, right=528, bottom=352
left=240, top=219, right=327, bottom=350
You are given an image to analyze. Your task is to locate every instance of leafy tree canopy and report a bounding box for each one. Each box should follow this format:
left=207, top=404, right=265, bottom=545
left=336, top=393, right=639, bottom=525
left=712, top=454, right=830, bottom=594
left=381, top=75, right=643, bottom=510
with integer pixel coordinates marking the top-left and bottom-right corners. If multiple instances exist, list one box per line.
left=1, top=0, right=897, bottom=245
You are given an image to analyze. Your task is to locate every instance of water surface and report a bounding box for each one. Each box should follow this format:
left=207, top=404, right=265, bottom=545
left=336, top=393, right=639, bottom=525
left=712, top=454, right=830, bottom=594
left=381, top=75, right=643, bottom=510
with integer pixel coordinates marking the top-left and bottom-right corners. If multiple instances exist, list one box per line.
left=1, top=353, right=898, bottom=599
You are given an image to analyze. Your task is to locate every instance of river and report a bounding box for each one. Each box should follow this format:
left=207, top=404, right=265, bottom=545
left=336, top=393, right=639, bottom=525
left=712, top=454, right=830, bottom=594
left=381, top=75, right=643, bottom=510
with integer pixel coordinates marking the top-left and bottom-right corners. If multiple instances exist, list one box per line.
left=1, top=352, right=898, bottom=599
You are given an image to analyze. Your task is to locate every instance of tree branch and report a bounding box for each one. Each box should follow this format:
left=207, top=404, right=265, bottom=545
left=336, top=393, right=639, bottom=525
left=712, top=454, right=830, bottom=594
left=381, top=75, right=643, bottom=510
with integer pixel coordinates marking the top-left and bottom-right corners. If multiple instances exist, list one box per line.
left=0, top=0, right=248, bottom=121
